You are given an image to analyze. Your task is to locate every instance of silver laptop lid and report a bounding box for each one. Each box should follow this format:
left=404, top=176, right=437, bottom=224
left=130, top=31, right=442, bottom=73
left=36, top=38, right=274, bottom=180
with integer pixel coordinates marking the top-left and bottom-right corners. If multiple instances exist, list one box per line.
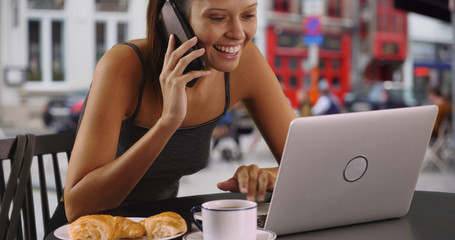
left=265, top=105, right=438, bottom=235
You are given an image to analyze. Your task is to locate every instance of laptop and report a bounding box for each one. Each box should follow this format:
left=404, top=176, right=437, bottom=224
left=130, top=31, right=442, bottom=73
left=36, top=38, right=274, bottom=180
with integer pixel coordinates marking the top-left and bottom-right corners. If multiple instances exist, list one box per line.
left=261, top=105, right=438, bottom=235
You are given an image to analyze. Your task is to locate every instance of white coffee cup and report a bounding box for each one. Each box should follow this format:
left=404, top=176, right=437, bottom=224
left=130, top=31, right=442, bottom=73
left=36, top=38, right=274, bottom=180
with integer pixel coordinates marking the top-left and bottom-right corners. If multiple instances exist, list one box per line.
left=190, top=199, right=257, bottom=240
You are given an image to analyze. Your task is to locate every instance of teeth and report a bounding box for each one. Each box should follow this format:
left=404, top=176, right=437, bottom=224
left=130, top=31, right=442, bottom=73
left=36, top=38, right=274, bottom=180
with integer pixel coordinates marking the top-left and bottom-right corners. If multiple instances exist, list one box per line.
left=214, top=45, right=240, bottom=54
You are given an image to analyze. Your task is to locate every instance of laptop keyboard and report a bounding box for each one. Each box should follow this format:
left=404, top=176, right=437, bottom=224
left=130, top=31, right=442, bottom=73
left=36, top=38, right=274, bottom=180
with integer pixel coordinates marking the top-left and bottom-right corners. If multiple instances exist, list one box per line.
left=257, top=202, right=270, bottom=228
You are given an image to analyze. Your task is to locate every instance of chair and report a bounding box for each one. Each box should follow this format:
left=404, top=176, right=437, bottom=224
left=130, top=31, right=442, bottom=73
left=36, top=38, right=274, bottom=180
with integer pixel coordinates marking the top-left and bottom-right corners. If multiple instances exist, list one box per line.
left=0, top=135, right=28, bottom=240
left=0, top=131, right=76, bottom=240
left=424, top=118, right=455, bottom=172
left=24, top=131, right=76, bottom=239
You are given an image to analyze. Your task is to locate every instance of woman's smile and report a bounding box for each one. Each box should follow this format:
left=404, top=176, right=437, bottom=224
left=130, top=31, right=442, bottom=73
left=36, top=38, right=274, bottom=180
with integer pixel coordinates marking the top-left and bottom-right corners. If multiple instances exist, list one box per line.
left=213, top=44, right=242, bottom=59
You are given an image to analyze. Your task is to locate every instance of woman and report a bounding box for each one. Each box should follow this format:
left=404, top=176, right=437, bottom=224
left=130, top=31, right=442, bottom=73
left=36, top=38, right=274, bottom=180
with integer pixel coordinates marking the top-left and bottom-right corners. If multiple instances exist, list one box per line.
left=63, top=0, right=295, bottom=222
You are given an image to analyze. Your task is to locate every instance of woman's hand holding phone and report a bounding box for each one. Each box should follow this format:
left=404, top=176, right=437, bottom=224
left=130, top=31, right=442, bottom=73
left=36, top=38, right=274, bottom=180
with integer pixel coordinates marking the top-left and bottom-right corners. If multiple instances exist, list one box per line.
left=159, top=35, right=210, bottom=129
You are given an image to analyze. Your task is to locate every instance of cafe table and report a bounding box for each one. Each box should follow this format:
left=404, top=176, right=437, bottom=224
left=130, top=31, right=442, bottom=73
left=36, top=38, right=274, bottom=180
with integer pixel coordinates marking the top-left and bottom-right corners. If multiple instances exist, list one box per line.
left=47, top=190, right=455, bottom=240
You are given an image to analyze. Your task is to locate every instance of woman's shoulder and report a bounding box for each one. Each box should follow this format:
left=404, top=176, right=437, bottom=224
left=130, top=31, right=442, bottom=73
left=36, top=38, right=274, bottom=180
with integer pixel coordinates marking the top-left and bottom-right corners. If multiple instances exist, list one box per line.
left=91, top=39, right=146, bottom=100
left=100, top=39, right=146, bottom=66
left=95, top=39, right=146, bottom=82
left=89, top=40, right=148, bottom=119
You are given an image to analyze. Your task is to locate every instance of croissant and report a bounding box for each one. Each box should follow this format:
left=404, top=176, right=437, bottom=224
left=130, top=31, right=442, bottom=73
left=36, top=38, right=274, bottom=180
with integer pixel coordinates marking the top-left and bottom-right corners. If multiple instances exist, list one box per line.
left=114, top=216, right=146, bottom=239
left=140, top=212, right=187, bottom=239
left=68, top=215, right=146, bottom=240
left=68, top=214, right=116, bottom=240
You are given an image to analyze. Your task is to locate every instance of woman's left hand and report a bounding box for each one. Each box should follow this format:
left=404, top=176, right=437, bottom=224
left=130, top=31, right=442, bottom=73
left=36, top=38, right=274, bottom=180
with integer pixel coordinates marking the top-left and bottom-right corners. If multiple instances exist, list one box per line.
left=217, top=165, right=278, bottom=202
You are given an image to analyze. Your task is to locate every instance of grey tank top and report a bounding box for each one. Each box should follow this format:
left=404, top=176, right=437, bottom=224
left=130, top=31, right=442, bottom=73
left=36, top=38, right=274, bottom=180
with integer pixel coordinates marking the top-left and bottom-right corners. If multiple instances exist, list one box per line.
left=80, top=42, right=230, bottom=206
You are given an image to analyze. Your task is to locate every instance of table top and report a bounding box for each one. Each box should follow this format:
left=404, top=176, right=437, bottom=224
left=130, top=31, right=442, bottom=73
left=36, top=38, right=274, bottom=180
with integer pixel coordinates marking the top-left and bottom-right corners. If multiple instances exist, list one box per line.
left=47, top=191, right=455, bottom=240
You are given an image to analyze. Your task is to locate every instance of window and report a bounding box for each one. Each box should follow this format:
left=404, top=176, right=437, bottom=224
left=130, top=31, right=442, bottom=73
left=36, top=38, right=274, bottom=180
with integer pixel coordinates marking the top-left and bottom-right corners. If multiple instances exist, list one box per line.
left=332, top=59, right=340, bottom=69
left=27, top=0, right=66, bottom=85
left=96, top=22, right=106, bottom=63
left=436, top=44, right=452, bottom=63
left=96, top=0, right=129, bottom=12
left=333, top=77, right=340, bottom=89
left=27, top=19, right=65, bottom=83
left=275, top=57, right=282, bottom=69
left=117, top=23, right=128, bottom=42
left=28, top=20, right=42, bottom=81
left=412, top=42, right=436, bottom=62
left=290, top=76, right=298, bottom=88
left=95, top=21, right=129, bottom=63
left=273, top=0, right=290, bottom=13
left=319, top=60, right=325, bottom=70
left=52, top=21, right=65, bottom=81
left=327, top=0, right=343, bottom=18
left=28, top=0, right=64, bottom=10
left=289, top=58, right=297, bottom=69
left=94, top=1, right=130, bottom=63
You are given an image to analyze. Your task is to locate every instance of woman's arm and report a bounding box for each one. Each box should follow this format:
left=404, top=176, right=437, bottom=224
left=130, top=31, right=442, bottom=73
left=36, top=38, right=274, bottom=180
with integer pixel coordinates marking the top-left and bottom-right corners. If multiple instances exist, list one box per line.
left=218, top=42, right=296, bottom=201
left=63, top=44, right=173, bottom=221
left=64, top=36, right=210, bottom=222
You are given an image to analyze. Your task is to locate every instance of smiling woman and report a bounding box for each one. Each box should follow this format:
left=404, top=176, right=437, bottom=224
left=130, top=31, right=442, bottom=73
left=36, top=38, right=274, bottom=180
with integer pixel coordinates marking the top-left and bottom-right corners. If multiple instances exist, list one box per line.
left=57, top=0, right=296, bottom=228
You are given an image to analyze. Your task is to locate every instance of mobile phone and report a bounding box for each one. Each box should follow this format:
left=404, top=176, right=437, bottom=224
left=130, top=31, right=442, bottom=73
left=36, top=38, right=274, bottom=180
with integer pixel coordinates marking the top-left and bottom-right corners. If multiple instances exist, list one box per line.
left=160, top=0, right=206, bottom=87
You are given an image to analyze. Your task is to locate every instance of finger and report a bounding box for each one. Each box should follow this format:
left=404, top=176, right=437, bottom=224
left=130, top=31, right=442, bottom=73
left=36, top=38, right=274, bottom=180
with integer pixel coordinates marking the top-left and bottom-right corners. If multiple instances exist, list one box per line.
left=217, top=178, right=239, bottom=192
left=174, top=36, right=199, bottom=57
left=163, top=34, right=176, bottom=70
left=247, top=165, right=260, bottom=201
left=182, top=70, right=211, bottom=85
left=235, top=166, right=250, bottom=195
left=173, top=48, right=206, bottom=76
left=167, top=37, right=198, bottom=69
left=256, top=171, right=269, bottom=202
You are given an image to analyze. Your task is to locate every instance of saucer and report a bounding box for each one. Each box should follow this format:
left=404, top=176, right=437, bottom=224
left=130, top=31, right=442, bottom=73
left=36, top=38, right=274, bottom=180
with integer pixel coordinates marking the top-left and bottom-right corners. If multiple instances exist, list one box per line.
left=183, top=228, right=276, bottom=240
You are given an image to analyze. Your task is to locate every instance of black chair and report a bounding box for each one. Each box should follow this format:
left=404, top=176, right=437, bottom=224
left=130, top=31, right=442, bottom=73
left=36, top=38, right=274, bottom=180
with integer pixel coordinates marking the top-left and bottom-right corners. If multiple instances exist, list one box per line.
left=0, top=131, right=76, bottom=240
left=0, top=135, right=29, bottom=240
left=23, top=131, right=76, bottom=240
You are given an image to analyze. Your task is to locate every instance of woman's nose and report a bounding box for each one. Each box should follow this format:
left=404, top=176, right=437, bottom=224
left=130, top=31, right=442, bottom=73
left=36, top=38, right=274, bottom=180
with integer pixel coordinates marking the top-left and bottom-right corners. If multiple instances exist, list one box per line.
left=226, top=18, right=245, bottom=40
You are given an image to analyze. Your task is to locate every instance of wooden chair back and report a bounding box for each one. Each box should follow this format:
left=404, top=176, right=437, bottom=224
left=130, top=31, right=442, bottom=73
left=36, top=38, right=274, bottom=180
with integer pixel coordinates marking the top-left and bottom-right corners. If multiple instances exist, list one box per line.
left=0, top=135, right=28, bottom=240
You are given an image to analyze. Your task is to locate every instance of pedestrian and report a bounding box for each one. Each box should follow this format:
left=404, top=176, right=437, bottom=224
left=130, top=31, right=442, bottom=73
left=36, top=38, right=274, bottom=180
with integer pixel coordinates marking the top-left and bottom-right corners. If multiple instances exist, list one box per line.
left=311, top=78, right=341, bottom=115
left=427, top=86, right=452, bottom=140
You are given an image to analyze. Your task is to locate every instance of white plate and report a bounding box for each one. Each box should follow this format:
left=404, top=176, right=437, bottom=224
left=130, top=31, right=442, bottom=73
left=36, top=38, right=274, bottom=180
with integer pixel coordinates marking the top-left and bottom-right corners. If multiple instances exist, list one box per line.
left=183, top=229, right=277, bottom=240
left=54, top=217, right=186, bottom=240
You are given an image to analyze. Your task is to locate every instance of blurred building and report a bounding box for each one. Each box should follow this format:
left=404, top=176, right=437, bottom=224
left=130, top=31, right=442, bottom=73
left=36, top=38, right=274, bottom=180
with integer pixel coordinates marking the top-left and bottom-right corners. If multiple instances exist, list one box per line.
left=0, top=0, right=453, bottom=130
left=0, top=0, right=147, bottom=129
left=261, top=0, right=353, bottom=108
left=261, top=0, right=409, bottom=109
left=404, top=13, right=453, bottom=103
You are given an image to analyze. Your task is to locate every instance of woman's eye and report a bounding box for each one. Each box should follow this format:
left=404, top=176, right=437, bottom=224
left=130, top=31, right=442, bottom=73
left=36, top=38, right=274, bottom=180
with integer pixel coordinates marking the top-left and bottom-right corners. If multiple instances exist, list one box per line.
left=209, top=17, right=225, bottom=22
left=243, top=14, right=256, bottom=20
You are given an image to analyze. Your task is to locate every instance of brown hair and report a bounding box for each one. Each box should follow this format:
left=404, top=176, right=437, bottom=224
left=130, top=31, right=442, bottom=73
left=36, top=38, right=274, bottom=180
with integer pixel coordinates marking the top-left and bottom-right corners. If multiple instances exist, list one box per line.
left=144, top=0, right=192, bottom=101
left=144, top=0, right=167, bottom=101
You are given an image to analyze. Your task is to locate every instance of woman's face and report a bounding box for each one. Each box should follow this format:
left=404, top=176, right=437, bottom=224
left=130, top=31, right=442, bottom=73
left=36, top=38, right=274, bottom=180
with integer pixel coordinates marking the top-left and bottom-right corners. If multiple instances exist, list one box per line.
left=189, top=0, right=258, bottom=72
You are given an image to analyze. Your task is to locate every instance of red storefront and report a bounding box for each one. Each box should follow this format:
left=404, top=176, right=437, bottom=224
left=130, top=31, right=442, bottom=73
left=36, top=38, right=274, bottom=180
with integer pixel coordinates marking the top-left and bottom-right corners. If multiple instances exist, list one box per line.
left=266, top=27, right=351, bottom=109
left=266, top=0, right=406, bottom=110
left=362, top=0, right=408, bottom=82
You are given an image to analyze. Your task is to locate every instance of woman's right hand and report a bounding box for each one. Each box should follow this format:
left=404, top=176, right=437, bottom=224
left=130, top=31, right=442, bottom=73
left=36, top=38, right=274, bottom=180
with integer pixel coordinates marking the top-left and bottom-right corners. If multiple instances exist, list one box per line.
left=159, top=35, right=211, bottom=129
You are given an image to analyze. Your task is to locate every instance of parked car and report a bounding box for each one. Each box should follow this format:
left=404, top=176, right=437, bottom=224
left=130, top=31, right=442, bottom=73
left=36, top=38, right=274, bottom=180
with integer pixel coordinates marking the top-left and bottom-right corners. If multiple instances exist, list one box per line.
left=344, top=81, right=418, bottom=112
left=43, top=90, right=87, bottom=132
